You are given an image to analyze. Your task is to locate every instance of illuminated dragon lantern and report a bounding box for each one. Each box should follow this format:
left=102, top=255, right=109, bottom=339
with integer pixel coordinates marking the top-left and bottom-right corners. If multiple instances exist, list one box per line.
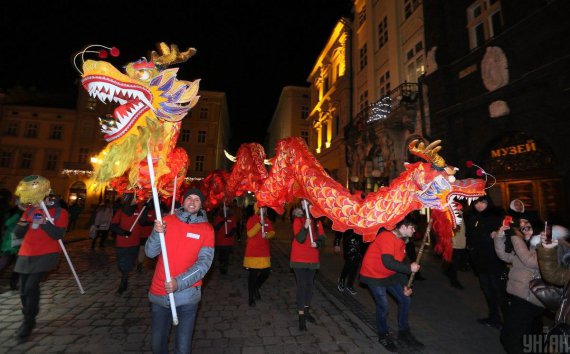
left=74, top=43, right=200, bottom=199
left=226, top=137, right=486, bottom=244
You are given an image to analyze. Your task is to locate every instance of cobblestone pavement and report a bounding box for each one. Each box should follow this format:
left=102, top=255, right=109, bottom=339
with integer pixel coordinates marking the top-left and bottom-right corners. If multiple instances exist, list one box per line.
left=0, top=220, right=506, bottom=353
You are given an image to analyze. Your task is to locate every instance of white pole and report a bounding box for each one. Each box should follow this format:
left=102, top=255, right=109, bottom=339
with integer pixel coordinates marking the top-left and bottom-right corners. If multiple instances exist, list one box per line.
left=223, top=201, right=228, bottom=235
left=147, top=151, right=179, bottom=325
left=171, top=175, right=178, bottom=215
left=40, top=201, right=85, bottom=294
left=302, top=199, right=314, bottom=244
left=129, top=205, right=147, bottom=233
left=260, top=206, right=265, bottom=237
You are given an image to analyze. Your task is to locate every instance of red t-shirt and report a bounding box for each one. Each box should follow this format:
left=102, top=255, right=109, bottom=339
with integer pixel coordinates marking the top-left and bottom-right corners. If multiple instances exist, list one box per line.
left=112, top=207, right=142, bottom=248
left=290, top=217, right=324, bottom=264
left=244, top=214, right=273, bottom=257
left=150, top=214, right=214, bottom=296
left=360, top=230, right=406, bottom=279
left=214, top=214, right=236, bottom=247
left=19, top=206, right=69, bottom=256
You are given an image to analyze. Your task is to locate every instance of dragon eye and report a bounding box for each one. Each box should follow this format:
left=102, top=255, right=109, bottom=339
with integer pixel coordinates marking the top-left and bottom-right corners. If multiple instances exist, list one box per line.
left=448, top=175, right=456, bottom=183
left=136, top=70, right=152, bottom=81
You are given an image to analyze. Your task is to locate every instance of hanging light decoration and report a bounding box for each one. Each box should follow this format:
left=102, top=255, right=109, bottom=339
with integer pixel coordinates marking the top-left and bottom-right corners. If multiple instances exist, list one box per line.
left=367, top=96, right=392, bottom=123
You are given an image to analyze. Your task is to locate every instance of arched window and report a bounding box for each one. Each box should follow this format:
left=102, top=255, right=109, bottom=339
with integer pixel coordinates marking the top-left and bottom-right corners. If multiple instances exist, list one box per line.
left=68, top=181, right=87, bottom=206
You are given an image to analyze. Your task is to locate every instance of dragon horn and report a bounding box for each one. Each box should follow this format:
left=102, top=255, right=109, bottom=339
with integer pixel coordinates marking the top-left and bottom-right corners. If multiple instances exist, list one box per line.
left=408, top=139, right=446, bottom=168
left=150, top=43, right=197, bottom=67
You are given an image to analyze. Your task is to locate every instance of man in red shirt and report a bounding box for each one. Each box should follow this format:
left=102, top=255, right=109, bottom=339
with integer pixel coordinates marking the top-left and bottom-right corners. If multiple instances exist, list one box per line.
left=110, top=193, right=144, bottom=294
left=13, top=193, right=69, bottom=339
left=213, top=205, right=237, bottom=275
left=360, top=214, right=424, bottom=352
left=146, top=188, right=214, bottom=354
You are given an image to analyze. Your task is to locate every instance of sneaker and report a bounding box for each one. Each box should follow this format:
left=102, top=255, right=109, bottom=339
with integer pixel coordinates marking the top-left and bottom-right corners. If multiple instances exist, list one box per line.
left=398, top=330, right=424, bottom=348
left=346, top=287, right=358, bottom=295
left=337, top=278, right=345, bottom=292
left=378, top=333, right=398, bottom=352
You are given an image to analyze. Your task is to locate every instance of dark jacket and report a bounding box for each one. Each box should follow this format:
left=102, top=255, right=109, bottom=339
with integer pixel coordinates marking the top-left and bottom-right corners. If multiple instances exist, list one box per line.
left=465, top=206, right=506, bottom=274
left=334, top=230, right=364, bottom=261
left=537, top=245, right=570, bottom=325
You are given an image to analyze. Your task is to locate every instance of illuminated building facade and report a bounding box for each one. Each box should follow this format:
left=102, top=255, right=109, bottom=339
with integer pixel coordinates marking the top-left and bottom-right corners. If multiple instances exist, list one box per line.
left=307, top=19, right=352, bottom=184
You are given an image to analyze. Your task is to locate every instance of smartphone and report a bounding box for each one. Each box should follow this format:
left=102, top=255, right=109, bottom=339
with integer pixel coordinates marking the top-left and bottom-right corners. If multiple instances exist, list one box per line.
left=544, top=221, right=552, bottom=244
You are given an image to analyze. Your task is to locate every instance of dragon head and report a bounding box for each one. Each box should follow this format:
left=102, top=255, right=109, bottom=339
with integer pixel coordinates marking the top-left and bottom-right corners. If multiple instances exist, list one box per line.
left=408, top=140, right=486, bottom=228
left=78, top=43, right=200, bottom=143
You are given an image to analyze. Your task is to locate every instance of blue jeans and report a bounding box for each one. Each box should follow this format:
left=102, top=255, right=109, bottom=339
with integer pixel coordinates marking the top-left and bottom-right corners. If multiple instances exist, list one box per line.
left=369, top=284, right=411, bottom=335
left=151, top=302, right=198, bottom=354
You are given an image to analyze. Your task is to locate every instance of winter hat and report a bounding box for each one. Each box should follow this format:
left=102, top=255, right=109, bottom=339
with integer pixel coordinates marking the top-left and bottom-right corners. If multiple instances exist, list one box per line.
left=183, top=188, right=205, bottom=206
left=474, top=196, right=489, bottom=205
left=509, top=199, right=525, bottom=213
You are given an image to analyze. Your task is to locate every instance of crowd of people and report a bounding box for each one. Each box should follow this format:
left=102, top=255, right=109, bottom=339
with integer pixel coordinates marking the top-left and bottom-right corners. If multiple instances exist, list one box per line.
left=2, top=181, right=570, bottom=353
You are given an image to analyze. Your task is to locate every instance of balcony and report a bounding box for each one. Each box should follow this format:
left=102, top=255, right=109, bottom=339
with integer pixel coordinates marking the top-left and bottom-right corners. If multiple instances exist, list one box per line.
left=353, top=83, right=420, bottom=130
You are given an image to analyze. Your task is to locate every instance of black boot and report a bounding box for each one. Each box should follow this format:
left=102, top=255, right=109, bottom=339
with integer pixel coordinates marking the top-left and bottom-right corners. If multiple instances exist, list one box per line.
left=304, top=307, right=315, bottom=323
left=248, top=291, right=256, bottom=307
left=118, top=273, right=128, bottom=294
left=298, top=314, right=307, bottom=331
left=337, top=278, right=345, bottom=292
left=15, top=317, right=36, bottom=339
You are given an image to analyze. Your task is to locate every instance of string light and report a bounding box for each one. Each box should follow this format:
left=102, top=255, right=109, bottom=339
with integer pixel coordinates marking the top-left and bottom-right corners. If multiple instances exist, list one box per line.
left=367, top=96, right=391, bottom=123
left=61, top=169, right=93, bottom=176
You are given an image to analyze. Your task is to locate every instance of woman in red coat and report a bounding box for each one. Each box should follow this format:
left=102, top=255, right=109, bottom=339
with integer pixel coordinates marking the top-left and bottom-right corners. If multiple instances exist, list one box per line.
left=243, top=203, right=275, bottom=307
left=290, top=205, right=326, bottom=331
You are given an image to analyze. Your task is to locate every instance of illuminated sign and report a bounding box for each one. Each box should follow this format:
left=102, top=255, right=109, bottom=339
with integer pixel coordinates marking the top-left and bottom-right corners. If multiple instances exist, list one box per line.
left=491, top=140, right=536, bottom=158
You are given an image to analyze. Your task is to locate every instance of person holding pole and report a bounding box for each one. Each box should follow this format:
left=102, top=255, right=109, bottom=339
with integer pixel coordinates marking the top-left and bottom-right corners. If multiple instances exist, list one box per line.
left=359, top=214, right=424, bottom=352
left=146, top=188, right=214, bottom=354
left=213, top=204, right=237, bottom=275
left=110, top=193, right=145, bottom=294
left=243, top=202, right=275, bottom=307
left=12, top=192, right=69, bottom=339
left=290, top=202, right=325, bottom=331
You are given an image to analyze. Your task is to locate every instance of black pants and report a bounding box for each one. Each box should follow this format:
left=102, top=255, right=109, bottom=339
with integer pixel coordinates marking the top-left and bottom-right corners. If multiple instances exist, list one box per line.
left=20, top=272, right=46, bottom=323
left=445, top=249, right=468, bottom=283
left=91, top=229, right=109, bottom=248
left=248, top=268, right=270, bottom=298
left=293, top=268, right=316, bottom=311
left=216, top=246, right=232, bottom=273
left=501, top=295, right=544, bottom=354
left=478, top=271, right=507, bottom=322
left=340, top=256, right=361, bottom=288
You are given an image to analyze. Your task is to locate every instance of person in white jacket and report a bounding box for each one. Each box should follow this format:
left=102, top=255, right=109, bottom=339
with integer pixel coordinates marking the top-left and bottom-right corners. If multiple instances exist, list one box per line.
left=91, top=202, right=113, bottom=250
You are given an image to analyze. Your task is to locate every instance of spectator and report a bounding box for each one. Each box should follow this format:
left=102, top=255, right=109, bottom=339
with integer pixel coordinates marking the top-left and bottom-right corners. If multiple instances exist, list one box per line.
left=334, top=229, right=364, bottom=295
left=465, top=196, right=507, bottom=330
left=91, top=202, right=113, bottom=250
left=67, top=200, right=83, bottom=231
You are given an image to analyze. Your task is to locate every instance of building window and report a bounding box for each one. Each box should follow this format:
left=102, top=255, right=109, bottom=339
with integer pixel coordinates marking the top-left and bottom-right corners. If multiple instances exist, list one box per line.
left=358, top=7, right=366, bottom=27
left=195, top=155, right=204, bottom=172
left=404, top=0, right=421, bottom=20
left=379, top=71, right=391, bottom=97
left=4, top=121, right=19, bottom=136
left=0, top=151, right=13, bottom=168
left=359, top=44, right=368, bottom=71
left=20, top=151, right=32, bottom=169
left=199, top=108, right=208, bottom=120
left=24, top=123, right=38, bottom=138
left=197, top=130, right=206, bottom=143
left=467, top=0, right=504, bottom=49
left=378, top=17, right=388, bottom=49
left=332, top=114, right=340, bottom=139
left=301, top=131, right=309, bottom=145
left=301, top=105, right=309, bottom=120
left=79, top=148, right=89, bottom=164
left=45, top=153, right=59, bottom=171
left=323, top=74, right=330, bottom=94
left=49, top=125, right=63, bottom=140
left=359, top=90, right=369, bottom=111
left=405, top=41, right=425, bottom=82
left=181, top=129, right=190, bottom=142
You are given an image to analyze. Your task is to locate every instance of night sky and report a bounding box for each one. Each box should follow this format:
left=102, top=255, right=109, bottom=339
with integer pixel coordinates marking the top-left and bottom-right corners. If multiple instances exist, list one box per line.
left=0, top=1, right=353, bottom=151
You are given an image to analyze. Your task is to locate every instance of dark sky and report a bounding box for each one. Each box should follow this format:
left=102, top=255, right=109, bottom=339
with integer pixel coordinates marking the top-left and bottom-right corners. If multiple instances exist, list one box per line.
left=0, top=0, right=353, bottom=151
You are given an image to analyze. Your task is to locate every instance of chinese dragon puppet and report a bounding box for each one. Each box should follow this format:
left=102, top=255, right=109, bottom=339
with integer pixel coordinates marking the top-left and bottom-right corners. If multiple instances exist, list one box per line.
left=76, top=43, right=486, bottom=258
left=74, top=43, right=199, bottom=199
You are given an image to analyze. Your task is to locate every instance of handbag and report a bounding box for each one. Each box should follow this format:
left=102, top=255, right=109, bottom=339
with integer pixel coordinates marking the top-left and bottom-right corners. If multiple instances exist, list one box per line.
left=530, top=278, right=564, bottom=312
